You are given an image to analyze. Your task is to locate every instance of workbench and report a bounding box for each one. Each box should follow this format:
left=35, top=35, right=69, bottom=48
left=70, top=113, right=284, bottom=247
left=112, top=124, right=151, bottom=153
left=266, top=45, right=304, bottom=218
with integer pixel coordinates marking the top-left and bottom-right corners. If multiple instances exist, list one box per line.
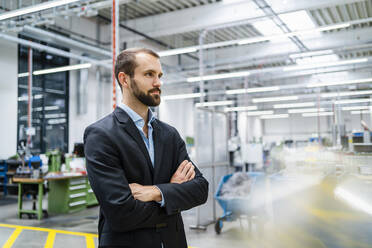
left=13, top=177, right=45, bottom=220
left=13, top=174, right=98, bottom=220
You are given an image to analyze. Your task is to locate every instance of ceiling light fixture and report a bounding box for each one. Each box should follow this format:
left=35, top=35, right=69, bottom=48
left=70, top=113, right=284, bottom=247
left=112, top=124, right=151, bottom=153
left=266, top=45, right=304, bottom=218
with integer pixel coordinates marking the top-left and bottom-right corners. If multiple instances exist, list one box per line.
left=158, top=47, right=198, bottom=57
left=321, top=90, right=372, bottom=98
left=33, top=63, right=91, bottom=75
left=308, top=77, right=372, bottom=88
left=0, top=0, right=80, bottom=21
left=187, top=71, right=250, bottom=83
left=274, top=102, right=315, bottom=109
left=252, top=95, right=299, bottom=103
left=225, top=106, right=258, bottom=112
left=283, top=58, right=368, bottom=72
left=162, top=92, right=205, bottom=100
left=302, top=112, right=334, bottom=117
left=335, top=99, right=372, bottom=105
left=342, top=106, right=370, bottom=111
left=18, top=63, right=91, bottom=77
left=288, top=108, right=325, bottom=114
left=247, top=110, right=274, bottom=116
left=195, top=100, right=234, bottom=107
left=260, top=114, right=289, bottom=119
left=226, top=86, right=280, bottom=95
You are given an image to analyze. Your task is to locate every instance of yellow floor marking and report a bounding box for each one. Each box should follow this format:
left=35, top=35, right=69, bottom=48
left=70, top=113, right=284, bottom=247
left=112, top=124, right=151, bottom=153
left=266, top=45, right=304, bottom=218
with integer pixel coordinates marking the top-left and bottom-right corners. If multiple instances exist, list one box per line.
left=44, top=231, right=56, bottom=248
left=0, top=223, right=97, bottom=238
left=85, top=235, right=95, bottom=248
left=3, top=227, right=22, bottom=248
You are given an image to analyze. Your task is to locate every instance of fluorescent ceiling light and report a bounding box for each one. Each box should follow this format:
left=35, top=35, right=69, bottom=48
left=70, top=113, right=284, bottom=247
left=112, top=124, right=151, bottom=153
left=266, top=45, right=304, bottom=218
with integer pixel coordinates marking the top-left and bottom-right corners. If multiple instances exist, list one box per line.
left=252, top=95, right=299, bottom=103
left=288, top=108, right=325, bottom=114
left=158, top=47, right=198, bottom=57
left=247, top=110, right=274, bottom=116
left=33, top=63, right=91, bottom=75
left=308, top=77, right=372, bottom=88
left=33, top=106, right=59, bottom=111
left=260, top=114, right=289, bottom=119
left=302, top=112, right=334, bottom=117
left=195, top=100, right=234, bottom=107
left=18, top=72, right=30, bottom=77
left=351, top=110, right=371, bottom=115
left=226, top=86, right=280, bottom=95
left=225, top=106, right=257, bottom=112
left=187, top=71, right=250, bottom=83
left=0, top=0, right=80, bottom=21
left=283, top=58, right=367, bottom=72
left=19, top=63, right=91, bottom=77
left=45, top=106, right=59, bottom=111
left=342, top=106, right=370, bottom=111
left=274, top=102, right=315, bottom=109
left=162, top=92, right=205, bottom=100
left=321, top=90, right=372, bottom=98
left=335, top=98, right=372, bottom=105
left=290, top=50, right=334, bottom=59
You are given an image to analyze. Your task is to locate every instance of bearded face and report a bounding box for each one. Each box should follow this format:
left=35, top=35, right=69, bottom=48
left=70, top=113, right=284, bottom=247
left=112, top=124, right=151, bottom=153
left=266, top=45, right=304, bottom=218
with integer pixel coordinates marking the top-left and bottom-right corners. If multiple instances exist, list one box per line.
left=130, top=77, right=161, bottom=107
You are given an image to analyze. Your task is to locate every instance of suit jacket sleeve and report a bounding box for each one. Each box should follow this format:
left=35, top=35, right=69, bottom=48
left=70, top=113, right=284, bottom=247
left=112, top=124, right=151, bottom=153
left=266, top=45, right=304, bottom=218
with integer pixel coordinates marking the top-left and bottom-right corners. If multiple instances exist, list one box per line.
left=84, top=125, right=168, bottom=232
left=156, top=129, right=209, bottom=215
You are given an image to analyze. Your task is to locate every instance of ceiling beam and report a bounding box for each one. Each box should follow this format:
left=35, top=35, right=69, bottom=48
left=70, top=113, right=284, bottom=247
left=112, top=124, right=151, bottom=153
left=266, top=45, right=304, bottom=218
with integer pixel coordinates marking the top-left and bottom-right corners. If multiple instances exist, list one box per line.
left=118, top=0, right=364, bottom=43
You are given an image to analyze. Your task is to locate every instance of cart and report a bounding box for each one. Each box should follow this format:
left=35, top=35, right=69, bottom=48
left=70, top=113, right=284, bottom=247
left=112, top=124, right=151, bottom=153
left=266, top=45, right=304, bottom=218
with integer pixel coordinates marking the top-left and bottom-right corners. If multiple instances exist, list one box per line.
left=214, top=172, right=265, bottom=234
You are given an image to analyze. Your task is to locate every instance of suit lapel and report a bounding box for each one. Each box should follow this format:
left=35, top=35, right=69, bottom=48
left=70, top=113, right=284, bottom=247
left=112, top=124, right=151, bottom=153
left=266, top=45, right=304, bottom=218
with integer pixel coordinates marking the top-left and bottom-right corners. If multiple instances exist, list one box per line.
left=114, top=108, right=154, bottom=176
left=152, top=120, right=164, bottom=182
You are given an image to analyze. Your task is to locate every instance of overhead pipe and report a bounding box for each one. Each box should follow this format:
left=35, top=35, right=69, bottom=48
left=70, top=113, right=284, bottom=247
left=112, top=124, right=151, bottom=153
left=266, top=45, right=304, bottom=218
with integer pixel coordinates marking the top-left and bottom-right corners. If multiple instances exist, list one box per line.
left=27, top=48, right=33, bottom=146
left=22, top=25, right=111, bottom=57
left=112, top=0, right=119, bottom=109
left=0, top=32, right=110, bottom=69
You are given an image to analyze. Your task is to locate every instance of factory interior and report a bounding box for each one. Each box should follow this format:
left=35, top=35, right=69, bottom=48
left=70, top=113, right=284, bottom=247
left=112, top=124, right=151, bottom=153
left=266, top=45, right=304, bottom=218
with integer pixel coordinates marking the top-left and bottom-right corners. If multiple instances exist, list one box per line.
left=1, top=0, right=372, bottom=247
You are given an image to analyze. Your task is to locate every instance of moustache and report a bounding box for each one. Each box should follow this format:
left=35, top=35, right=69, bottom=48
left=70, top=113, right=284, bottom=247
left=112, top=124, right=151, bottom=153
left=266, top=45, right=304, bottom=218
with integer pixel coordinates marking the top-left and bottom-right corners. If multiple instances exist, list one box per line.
left=149, top=88, right=161, bottom=94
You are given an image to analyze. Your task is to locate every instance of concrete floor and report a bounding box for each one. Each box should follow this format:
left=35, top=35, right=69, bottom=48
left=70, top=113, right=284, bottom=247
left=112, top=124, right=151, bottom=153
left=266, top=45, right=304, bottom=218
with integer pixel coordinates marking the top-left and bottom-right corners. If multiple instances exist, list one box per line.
left=1, top=173, right=372, bottom=248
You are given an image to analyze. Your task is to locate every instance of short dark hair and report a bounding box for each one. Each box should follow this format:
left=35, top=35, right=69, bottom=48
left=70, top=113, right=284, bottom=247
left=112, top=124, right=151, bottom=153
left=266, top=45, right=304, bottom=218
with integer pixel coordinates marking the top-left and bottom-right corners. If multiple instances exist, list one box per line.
left=115, top=48, right=159, bottom=91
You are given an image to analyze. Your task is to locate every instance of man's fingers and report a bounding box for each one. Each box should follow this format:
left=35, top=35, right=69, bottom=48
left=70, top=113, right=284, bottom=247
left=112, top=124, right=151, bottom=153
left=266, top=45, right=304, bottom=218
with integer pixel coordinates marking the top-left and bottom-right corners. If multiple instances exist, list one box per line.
left=177, top=160, right=188, bottom=172
left=189, top=170, right=196, bottom=181
left=181, top=161, right=192, bottom=175
left=185, top=165, right=195, bottom=181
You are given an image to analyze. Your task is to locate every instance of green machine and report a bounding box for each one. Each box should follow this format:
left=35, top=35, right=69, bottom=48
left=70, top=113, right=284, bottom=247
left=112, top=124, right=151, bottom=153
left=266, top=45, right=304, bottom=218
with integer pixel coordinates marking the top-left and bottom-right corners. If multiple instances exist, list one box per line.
left=46, top=150, right=61, bottom=172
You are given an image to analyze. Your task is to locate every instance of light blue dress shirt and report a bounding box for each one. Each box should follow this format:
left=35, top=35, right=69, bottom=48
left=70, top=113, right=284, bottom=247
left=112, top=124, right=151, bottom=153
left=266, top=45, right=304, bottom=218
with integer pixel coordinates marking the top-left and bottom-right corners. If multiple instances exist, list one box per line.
left=118, top=103, right=165, bottom=207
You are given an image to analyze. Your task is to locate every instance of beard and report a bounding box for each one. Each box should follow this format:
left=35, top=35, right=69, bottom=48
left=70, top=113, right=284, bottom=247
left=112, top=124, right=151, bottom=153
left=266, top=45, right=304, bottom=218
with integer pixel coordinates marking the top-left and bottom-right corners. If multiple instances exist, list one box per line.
left=130, top=78, right=161, bottom=107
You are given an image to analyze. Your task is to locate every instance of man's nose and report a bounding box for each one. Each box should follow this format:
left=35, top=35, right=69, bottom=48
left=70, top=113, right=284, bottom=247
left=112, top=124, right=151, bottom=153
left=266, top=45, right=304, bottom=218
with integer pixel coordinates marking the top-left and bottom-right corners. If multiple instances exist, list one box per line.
left=153, top=78, right=162, bottom=87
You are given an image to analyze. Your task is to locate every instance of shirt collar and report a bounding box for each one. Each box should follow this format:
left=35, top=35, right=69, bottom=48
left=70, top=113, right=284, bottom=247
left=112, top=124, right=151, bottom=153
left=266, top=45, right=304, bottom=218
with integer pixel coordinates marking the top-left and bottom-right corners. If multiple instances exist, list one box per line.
left=118, top=102, right=156, bottom=127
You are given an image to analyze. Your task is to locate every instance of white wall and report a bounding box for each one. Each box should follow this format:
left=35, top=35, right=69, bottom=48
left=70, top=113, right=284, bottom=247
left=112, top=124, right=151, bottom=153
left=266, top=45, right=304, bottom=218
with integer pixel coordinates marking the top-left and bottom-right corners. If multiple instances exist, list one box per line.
left=158, top=98, right=194, bottom=139
left=68, top=64, right=112, bottom=153
left=0, top=38, right=18, bottom=158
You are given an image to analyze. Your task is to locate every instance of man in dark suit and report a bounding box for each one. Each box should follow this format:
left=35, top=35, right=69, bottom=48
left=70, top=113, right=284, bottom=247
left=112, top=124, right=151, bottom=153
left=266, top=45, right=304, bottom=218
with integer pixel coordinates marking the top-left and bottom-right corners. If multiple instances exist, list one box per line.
left=84, top=48, right=209, bottom=248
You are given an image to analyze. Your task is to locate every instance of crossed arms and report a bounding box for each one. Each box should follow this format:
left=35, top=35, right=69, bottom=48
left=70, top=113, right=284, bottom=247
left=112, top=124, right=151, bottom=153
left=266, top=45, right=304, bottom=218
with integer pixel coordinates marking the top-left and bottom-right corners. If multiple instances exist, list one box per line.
left=129, top=160, right=196, bottom=202
left=84, top=126, right=209, bottom=232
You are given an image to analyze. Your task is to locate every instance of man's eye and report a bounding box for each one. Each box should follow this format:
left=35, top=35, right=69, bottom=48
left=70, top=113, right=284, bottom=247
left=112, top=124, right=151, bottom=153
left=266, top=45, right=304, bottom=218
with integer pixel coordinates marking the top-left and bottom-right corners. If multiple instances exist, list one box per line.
left=145, top=72, right=153, bottom=76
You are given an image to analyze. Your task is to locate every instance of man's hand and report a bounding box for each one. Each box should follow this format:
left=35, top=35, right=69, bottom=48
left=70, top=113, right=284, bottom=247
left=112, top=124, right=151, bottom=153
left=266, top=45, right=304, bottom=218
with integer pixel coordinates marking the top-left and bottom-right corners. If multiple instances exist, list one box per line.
left=129, top=183, right=162, bottom=202
left=170, top=160, right=195, bottom=184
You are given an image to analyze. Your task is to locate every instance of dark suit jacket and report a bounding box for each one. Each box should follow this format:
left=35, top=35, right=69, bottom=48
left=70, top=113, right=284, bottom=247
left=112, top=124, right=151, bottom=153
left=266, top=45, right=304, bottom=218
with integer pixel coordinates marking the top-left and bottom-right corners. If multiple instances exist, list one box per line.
left=84, top=107, right=209, bottom=248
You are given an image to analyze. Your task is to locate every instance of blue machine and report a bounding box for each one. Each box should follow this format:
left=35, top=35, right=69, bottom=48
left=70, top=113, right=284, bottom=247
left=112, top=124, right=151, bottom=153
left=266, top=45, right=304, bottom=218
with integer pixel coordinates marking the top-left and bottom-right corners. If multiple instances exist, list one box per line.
left=0, top=160, right=8, bottom=196
left=214, top=172, right=265, bottom=234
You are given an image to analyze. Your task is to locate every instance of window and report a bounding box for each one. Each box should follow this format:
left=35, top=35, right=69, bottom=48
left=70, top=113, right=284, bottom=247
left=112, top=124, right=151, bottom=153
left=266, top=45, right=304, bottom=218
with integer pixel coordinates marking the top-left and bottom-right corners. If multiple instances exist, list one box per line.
left=17, top=36, right=69, bottom=154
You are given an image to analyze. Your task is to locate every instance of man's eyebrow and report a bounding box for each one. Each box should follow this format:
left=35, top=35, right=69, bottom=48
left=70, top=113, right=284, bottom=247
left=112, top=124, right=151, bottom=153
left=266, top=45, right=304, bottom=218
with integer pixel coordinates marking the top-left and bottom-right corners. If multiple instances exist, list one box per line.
left=144, top=69, right=163, bottom=76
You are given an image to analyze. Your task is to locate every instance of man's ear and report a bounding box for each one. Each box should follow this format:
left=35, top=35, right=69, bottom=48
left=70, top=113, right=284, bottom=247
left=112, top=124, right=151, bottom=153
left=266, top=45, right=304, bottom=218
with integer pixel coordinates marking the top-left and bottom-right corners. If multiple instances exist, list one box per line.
left=118, top=72, right=130, bottom=89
